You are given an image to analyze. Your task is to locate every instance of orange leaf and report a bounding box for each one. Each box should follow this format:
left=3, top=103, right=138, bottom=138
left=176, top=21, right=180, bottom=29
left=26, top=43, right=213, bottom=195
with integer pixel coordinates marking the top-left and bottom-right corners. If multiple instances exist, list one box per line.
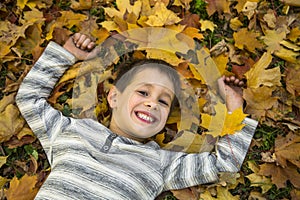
left=5, top=174, right=39, bottom=200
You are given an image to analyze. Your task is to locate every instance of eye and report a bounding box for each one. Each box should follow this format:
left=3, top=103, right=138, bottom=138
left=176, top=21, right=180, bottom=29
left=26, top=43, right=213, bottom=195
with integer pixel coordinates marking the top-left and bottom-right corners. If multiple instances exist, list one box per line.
left=159, top=99, right=169, bottom=107
left=137, top=90, right=148, bottom=96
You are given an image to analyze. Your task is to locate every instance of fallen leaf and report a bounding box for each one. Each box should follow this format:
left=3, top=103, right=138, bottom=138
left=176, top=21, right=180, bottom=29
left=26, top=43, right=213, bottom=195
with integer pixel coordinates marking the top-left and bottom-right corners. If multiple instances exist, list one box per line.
left=245, top=52, right=281, bottom=89
left=180, top=13, right=200, bottom=28
left=274, top=132, right=300, bottom=168
left=200, top=19, right=216, bottom=32
left=145, top=2, right=181, bottom=26
left=259, top=162, right=300, bottom=189
left=70, top=0, right=92, bottom=10
left=285, top=66, right=300, bottom=96
left=287, top=27, right=300, bottom=42
left=242, top=1, right=257, bottom=19
left=201, top=101, right=247, bottom=137
left=243, top=86, right=278, bottom=119
left=246, top=161, right=273, bottom=193
left=261, top=29, right=286, bottom=53
left=233, top=28, right=264, bottom=53
left=206, top=0, right=231, bottom=16
left=5, top=174, right=39, bottom=200
left=0, top=156, right=8, bottom=168
left=0, top=104, right=25, bottom=143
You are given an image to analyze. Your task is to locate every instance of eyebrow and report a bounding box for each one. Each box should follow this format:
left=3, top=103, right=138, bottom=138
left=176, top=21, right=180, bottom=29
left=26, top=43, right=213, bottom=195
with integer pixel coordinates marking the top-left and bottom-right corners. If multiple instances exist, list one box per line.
left=143, top=83, right=173, bottom=100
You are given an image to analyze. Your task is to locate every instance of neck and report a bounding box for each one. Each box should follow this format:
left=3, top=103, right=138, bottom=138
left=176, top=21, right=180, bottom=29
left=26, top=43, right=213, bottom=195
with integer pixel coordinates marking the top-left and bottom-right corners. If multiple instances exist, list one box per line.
left=109, top=119, right=146, bottom=143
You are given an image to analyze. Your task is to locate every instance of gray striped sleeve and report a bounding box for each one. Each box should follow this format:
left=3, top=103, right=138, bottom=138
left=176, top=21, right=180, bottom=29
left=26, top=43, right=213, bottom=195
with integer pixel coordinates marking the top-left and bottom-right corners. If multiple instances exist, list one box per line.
left=16, top=42, right=76, bottom=164
left=161, top=117, right=257, bottom=190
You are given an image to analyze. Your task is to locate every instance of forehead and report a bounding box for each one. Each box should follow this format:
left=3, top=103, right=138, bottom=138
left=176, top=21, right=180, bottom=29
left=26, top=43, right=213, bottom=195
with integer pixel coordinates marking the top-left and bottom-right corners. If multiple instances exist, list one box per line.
left=130, top=66, right=175, bottom=93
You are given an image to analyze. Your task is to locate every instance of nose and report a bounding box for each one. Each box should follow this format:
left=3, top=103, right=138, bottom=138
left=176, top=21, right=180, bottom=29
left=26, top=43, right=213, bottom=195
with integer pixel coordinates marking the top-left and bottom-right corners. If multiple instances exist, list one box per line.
left=144, top=101, right=158, bottom=110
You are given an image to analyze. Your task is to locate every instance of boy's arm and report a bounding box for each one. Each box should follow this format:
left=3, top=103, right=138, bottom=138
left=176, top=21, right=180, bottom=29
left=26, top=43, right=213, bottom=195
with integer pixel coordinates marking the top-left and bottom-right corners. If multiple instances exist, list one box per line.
left=16, top=34, right=96, bottom=164
left=161, top=117, right=258, bottom=190
left=16, top=42, right=76, bottom=163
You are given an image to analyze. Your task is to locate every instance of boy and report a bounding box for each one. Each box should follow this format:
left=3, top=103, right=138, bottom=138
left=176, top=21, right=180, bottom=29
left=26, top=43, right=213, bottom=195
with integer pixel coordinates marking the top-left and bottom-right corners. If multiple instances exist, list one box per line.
left=16, top=33, right=257, bottom=199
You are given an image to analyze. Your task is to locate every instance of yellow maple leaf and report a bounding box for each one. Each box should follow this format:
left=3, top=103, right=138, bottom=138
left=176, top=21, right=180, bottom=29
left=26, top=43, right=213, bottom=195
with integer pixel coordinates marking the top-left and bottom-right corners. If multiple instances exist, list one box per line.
left=261, top=29, right=286, bottom=53
left=245, top=52, right=281, bottom=89
left=200, top=19, right=216, bottom=32
left=274, top=46, right=300, bottom=64
left=243, top=86, right=278, bottom=119
left=145, top=2, right=181, bottom=26
left=233, top=28, right=264, bottom=53
left=201, top=101, right=247, bottom=137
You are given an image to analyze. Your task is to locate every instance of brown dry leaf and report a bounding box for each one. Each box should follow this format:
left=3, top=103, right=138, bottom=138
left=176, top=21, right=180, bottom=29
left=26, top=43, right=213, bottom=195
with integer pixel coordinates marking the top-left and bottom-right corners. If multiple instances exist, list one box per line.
left=274, top=132, right=300, bottom=168
left=5, top=174, right=39, bottom=200
left=245, top=52, right=281, bottom=89
left=0, top=104, right=25, bottom=143
left=201, top=101, right=247, bottom=137
left=145, top=2, right=181, bottom=26
left=243, top=86, right=278, bottom=119
left=259, top=162, right=300, bottom=189
left=233, top=28, right=264, bottom=53
left=261, top=29, right=286, bottom=53
left=205, top=0, right=231, bottom=16
left=180, top=13, right=200, bottom=29
left=285, top=66, right=300, bottom=96
left=172, top=187, right=199, bottom=200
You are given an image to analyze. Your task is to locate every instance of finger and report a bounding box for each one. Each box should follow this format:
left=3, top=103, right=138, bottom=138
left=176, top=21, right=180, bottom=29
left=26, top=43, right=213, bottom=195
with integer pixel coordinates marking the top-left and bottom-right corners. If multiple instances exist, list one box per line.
left=72, top=33, right=81, bottom=44
left=234, top=78, right=240, bottom=85
left=87, top=42, right=96, bottom=50
left=80, top=38, right=92, bottom=50
left=76, top=34, right=88, bottom=47
left=230, top=76, right=236, bottom=82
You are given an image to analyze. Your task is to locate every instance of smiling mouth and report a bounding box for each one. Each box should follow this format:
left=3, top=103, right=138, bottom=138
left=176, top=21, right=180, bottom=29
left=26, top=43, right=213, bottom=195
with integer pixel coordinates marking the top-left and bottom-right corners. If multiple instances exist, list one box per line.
left=135, top=111, right=156, bottom=124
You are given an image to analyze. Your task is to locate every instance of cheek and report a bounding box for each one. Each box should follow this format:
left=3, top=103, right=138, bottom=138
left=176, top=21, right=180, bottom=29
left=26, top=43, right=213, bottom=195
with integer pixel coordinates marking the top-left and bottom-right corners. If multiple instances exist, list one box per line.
left=127, top=95, right=143, bottom=111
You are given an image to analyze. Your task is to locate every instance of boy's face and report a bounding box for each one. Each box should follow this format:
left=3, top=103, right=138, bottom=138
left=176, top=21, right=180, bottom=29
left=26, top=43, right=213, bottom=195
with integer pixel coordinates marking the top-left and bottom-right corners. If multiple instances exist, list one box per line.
left=108, top=66, right=175, bottom=142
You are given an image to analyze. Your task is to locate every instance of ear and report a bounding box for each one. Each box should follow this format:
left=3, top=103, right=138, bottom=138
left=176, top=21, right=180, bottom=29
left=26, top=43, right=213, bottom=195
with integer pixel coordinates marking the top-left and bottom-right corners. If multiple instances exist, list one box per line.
left=107, top=86, right=119, bottom=108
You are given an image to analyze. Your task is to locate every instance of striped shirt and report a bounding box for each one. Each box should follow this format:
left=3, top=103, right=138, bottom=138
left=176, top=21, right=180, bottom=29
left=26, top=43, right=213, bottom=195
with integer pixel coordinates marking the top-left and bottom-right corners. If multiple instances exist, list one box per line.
left=16, top=42, right=258, bottom=200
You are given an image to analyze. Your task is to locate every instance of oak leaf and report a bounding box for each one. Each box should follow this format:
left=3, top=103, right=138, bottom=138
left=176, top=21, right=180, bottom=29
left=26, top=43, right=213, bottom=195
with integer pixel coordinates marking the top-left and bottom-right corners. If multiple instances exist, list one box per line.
left=259, top=162, right=300, bottom=189
left=245, top=52, right=281, bottom=89
left=5, top=174, right=39, bottom=200
left=233, top=28, right=264, bottom=53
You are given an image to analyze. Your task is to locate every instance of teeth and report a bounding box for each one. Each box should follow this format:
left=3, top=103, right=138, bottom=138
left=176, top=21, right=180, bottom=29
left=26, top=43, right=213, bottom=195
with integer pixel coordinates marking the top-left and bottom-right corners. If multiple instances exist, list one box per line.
left=137, top=112, right=154, bottom=122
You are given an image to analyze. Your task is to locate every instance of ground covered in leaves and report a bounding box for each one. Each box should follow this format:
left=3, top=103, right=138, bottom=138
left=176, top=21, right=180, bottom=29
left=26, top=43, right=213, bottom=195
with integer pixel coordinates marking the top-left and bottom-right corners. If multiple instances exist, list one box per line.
left=1, top=0, right=300, bottom=199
